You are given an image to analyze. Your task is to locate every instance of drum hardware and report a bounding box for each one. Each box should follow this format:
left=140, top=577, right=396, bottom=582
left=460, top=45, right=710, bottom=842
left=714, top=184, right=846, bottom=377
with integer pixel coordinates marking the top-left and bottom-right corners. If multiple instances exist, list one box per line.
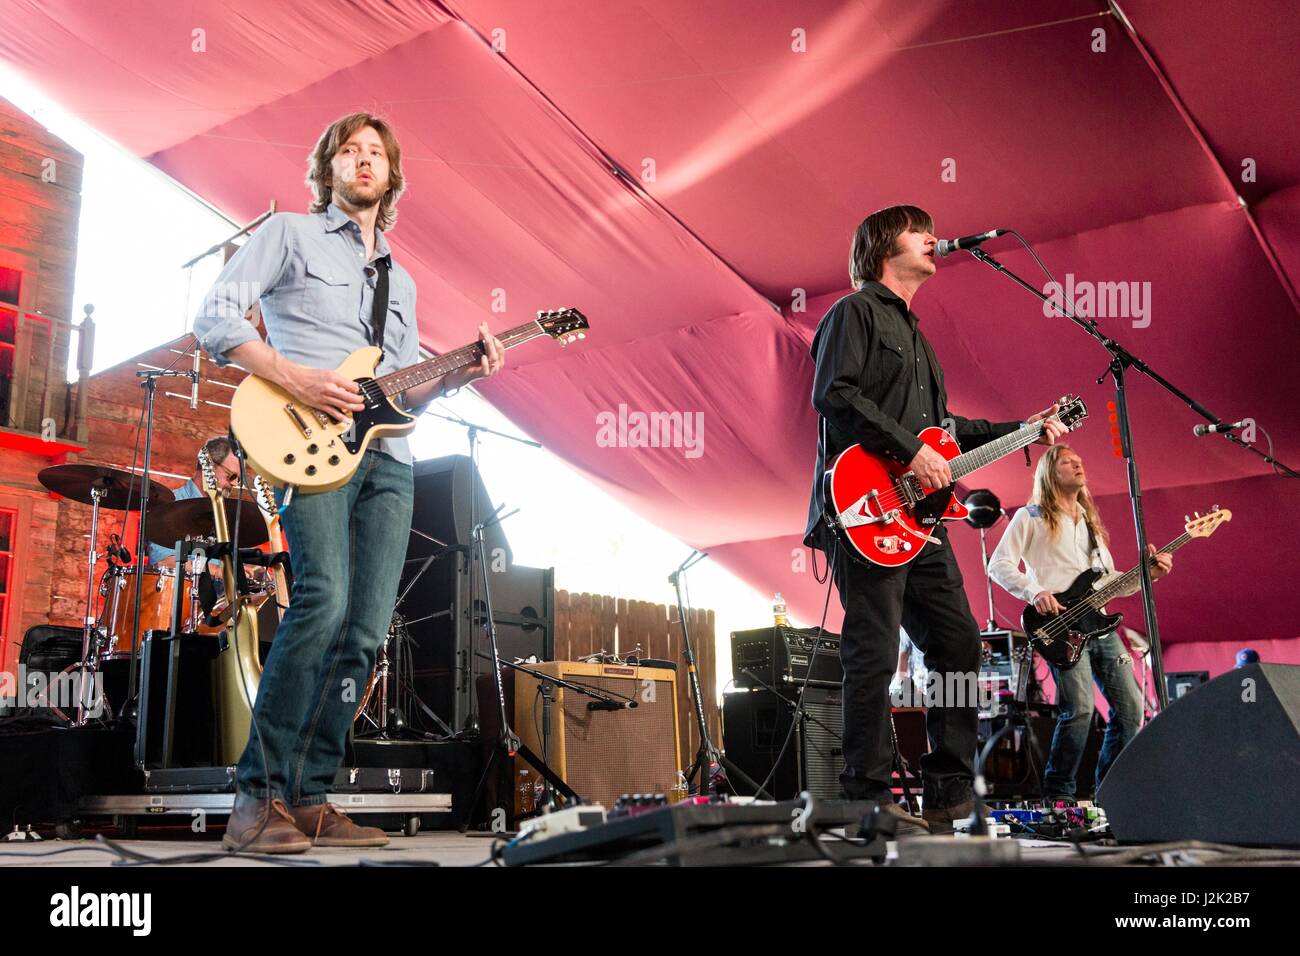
left=37, top=463, right=176, bottom=728
left=355, top=619, right=399, bottom=736
left=353, top=527, right=458, bottom=741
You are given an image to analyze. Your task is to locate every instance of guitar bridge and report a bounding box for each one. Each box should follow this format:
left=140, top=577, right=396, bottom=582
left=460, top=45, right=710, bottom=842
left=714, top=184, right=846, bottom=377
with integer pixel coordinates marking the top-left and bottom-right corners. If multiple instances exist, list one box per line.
left=284, top=403, right=312, bottom=437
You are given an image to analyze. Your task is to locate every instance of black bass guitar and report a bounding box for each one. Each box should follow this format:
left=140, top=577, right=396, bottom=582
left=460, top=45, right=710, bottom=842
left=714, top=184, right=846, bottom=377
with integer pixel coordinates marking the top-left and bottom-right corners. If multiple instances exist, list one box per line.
left=1021, top=508, right=1230, bottom=668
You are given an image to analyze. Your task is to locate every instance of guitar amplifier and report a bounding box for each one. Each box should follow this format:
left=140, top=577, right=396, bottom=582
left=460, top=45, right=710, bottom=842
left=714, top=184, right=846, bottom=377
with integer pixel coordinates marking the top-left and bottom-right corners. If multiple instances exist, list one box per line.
left=731, top=626, right=842, bottom=689
left=722, top=686, right=843, bottom=800
left=513, top=662, right=681, bottom=818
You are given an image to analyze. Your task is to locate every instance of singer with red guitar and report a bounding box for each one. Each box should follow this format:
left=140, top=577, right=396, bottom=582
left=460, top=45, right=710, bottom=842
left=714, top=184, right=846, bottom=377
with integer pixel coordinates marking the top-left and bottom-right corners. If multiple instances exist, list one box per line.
left=804, top=205, right=1066, bottom=833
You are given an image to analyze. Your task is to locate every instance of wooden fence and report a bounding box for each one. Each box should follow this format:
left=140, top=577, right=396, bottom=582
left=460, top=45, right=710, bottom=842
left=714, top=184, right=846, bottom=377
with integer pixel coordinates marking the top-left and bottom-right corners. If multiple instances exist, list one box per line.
left=553, top=590, right=721, bottom=780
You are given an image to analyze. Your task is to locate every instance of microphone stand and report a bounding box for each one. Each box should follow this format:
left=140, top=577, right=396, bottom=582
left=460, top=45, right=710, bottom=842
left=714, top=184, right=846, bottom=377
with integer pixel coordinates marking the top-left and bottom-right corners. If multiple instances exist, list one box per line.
left=122, top=367, right=197, bottom=718
left=671, top=551, right=772, bottom=799
left=474, top=652, right=625, bottom=812
left=463, top=509, right=583, bottom=825
left=963, top=244, right=1296, bottom=709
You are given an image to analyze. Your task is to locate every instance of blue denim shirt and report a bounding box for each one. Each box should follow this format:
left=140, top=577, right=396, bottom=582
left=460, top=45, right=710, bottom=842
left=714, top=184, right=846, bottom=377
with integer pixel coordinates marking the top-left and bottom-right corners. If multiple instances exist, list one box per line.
left=193, top=203, right=420, bottom=463
left=146, top=478, right=204, bottom=566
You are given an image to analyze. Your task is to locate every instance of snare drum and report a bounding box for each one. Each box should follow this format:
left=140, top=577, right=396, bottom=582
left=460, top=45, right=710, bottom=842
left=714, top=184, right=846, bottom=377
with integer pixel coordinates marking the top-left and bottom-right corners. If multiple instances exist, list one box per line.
left=106, top=567, right=179, bottom=658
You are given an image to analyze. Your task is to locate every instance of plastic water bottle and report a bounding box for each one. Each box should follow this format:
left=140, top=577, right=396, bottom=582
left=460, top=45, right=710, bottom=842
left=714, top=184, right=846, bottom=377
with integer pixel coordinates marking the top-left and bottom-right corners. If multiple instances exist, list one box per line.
left=773, top=592, right=789, bottom=628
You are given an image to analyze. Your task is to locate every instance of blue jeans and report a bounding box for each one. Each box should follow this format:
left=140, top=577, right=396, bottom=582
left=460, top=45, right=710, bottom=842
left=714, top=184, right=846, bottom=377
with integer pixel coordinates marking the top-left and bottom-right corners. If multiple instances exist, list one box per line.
left=1043, top=630, right=1144, bottom=799
left=236, top=450, right=413, bottom=805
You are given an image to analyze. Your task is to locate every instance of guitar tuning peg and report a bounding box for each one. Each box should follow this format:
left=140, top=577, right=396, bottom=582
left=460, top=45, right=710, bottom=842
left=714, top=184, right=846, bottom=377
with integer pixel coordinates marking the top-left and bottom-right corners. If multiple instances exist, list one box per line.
left=1184, top=514, right=1190, bottom=523
left=1194, top=511, right=1200, bottom=518
left=577, top=332, right=585, bottom=339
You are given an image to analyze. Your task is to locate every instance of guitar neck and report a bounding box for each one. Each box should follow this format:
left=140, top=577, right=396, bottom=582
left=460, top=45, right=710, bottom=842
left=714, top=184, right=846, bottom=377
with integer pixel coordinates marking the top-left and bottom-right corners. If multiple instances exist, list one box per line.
left=948, top=422, right=1044, bottom=482
left=1086, top=532, right=1192, bottom=609
left=373, top=319, right=548, bottom=397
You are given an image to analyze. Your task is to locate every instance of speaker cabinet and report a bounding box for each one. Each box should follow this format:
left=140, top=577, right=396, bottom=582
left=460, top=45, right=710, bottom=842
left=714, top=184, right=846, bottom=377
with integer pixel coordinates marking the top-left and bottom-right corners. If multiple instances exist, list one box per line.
left=722, top=686, right=844, bottom=800
left=1099, top=663, right=1300, bottom=847
left=401, top=455, right=553, bottom=733
left=400, top=549, right=553, bottom=733
left=512, top=662, right=680, bottom=816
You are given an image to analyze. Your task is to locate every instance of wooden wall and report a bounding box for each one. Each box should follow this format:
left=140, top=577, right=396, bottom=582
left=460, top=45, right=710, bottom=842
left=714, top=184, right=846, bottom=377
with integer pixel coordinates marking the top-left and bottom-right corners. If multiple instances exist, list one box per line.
left=553, top=590, right=722, bottom=781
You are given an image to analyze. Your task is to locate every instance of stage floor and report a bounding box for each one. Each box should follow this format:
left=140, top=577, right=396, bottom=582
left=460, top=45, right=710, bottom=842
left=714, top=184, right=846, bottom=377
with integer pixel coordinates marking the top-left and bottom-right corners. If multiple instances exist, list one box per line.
left=3, top=831, right=1247, bottom=867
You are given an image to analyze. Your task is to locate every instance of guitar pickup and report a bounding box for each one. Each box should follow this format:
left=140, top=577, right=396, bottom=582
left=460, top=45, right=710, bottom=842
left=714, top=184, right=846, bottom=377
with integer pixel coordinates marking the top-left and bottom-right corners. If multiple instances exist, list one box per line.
left=284, top=403, right=312, bottom=437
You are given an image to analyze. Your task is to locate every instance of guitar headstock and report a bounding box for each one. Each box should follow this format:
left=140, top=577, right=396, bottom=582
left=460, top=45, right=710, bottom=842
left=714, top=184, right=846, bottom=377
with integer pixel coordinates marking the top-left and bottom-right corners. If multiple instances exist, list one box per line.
left=253, top=473, right=277, bottom=521
left=537, top=308, right=589, bottom=346
left=197, top=445, right=221, bottom=498
left=1184, top=505, right=1231, bottom=538
left=1053, top=395, right=1088, bottom=431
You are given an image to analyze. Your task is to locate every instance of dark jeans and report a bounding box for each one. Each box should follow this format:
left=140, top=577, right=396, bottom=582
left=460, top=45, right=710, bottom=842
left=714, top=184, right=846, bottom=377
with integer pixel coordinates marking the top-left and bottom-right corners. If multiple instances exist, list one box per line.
left=236, top=450, right=413, bottom=805
left=1043, top=630, right=1144, bottom=799
left=832, top=530, right=981, bottom=810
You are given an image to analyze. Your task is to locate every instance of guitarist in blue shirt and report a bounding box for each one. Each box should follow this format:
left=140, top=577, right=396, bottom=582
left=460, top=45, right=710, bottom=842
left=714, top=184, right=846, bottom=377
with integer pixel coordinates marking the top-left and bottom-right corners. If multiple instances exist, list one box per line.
left=194, top=112, right=505, bottom=853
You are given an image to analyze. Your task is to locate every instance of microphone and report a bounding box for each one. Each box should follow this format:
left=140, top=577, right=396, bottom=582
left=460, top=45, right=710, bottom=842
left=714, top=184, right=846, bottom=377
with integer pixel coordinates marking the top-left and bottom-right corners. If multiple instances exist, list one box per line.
left=1193, top=421, right=1247, bottom=436
left=586, top=699, right=637, bottom=712
left=107, top=534, right=132, bottom=564
left=935, top=229, right=1008, bottom=258
left=190, top=350, right=201, bottom=409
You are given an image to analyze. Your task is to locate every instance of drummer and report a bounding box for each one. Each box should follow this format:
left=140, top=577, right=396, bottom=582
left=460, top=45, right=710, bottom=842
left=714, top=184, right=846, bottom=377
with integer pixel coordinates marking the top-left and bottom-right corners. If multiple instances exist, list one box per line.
left=145, top=436, right=242, bottom=567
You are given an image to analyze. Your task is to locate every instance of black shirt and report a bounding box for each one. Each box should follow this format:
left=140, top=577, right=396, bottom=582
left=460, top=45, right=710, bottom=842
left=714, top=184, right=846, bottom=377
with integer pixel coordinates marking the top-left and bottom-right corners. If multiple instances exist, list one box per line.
left=804, top=281, right=1020, bottom=549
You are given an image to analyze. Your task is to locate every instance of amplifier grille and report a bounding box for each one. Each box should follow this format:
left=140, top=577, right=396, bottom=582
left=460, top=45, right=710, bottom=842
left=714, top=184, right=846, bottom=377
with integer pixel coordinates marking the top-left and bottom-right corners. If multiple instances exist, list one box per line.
left=516, top=665, right=680, bottom=814
left=801, top=695, right=843, bottom=800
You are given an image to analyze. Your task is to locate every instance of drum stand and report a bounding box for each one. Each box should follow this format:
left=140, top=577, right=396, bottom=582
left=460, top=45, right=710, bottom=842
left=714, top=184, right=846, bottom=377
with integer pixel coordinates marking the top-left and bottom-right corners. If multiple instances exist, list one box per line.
left=71, top=482, right=112, bottom=727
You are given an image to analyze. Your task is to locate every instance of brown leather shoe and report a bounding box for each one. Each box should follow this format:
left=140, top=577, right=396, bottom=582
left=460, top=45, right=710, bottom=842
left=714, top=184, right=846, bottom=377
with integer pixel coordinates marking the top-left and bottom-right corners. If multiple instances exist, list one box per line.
left=285, top=803, right=389, bottom=848
left=879, top=801, right=931, bottom=836
left=222, top=794, right=312, bottom=854
left=922, top=799, right=975, bottom=836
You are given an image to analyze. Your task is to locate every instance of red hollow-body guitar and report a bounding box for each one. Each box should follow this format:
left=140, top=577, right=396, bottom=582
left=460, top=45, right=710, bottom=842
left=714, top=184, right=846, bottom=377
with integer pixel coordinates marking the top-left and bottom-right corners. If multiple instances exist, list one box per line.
left=822, top=396, right=1088, bottom=567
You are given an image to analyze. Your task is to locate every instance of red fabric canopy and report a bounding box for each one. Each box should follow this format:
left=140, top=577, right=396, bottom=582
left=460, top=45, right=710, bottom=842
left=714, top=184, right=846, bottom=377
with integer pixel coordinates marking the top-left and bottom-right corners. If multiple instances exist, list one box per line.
left=4, top=0, right=1296, bottom=676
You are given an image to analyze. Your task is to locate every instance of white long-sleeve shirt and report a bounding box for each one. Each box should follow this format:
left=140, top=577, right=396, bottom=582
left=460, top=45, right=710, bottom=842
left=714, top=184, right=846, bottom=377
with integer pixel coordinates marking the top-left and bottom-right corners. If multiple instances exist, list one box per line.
left=988, top=504, right=1132, bottom=605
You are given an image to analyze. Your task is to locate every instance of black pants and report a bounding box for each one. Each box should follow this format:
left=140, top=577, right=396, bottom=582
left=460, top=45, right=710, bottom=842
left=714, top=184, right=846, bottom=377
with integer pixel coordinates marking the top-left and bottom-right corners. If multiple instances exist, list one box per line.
left=832, top=530, right=981, bottom=809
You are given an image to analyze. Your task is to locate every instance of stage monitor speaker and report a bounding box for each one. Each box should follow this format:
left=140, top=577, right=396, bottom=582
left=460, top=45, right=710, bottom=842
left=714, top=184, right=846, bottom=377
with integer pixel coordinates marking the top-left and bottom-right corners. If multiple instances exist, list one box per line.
left=399, top=547, right=554, bottom=734
left=1098, top=663, right=1300, bottom=847
left=721, top=686, right=843, bottom=800
left=512, top=662, right=680, bottom=816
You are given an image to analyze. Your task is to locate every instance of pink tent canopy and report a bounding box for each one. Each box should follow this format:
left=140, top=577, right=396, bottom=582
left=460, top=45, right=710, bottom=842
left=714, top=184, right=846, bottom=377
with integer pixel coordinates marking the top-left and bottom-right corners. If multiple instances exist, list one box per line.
left=4, top=0, right=1296, bottom=677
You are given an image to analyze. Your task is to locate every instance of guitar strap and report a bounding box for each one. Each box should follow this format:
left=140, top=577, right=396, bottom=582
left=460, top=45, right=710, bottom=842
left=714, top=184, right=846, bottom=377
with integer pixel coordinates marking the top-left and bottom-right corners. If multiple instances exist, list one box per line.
left=369, top=257, right=390, bottom=352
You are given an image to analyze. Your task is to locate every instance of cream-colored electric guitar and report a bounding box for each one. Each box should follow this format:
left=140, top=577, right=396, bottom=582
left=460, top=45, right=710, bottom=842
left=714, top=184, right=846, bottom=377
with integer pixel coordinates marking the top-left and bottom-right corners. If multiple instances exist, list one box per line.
left=230, top=309, right=589, bottom=493
left=196, top=446, right=263, bottom=766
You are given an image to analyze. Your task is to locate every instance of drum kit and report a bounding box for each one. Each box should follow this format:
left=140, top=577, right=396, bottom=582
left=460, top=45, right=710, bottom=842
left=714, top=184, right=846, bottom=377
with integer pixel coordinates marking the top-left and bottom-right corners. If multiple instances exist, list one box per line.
left=36, top=462, right=280, bottom=726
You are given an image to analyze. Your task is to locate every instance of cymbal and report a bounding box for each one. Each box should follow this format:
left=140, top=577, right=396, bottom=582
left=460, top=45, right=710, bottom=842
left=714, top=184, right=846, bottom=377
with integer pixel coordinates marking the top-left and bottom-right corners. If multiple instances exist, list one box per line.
left=147, top=497, right=269, bottom=548
left=38, top=463, right=175, bottom=511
